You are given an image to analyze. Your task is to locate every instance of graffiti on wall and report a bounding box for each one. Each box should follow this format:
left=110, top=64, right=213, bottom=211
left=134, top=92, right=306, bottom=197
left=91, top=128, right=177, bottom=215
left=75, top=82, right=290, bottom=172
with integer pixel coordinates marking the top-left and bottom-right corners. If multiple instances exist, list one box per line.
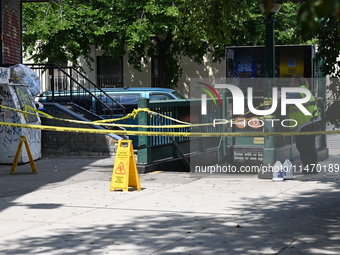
left=0, top=83, right=41, bottom=163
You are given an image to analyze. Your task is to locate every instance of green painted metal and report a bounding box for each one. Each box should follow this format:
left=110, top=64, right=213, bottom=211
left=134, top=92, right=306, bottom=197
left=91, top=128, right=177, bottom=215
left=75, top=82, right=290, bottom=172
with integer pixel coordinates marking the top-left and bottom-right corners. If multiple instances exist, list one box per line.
left=261, top=11, right=277, bottom=178
left=137, top=98, right=221, bottom=165
left=137, top=94, right=327, bottom=171
left=317, top=57, right=327, bottom=149
left=137, top=98, right=151, bottom=164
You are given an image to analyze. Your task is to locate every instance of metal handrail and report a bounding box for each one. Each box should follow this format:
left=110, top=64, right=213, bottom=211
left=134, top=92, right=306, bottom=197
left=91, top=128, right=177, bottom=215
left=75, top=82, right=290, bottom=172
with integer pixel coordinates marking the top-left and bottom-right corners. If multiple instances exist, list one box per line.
left=26, top=63, right=126, bottom=118
left=67, top=66, right=125, bottom=110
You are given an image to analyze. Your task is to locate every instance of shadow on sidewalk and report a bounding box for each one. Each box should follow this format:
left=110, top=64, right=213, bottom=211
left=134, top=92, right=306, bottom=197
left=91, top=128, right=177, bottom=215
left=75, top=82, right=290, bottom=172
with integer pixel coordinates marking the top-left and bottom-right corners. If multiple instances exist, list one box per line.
left=1, top=175, right=340, bottom=254
left=0, top=156, right=114, bottom=204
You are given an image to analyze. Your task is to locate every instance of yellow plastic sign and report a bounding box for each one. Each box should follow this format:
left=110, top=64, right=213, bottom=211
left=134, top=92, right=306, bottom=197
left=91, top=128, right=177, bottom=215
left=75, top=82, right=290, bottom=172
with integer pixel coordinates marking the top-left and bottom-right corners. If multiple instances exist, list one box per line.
left=10, top=136, right=38, bottom=174
left=110, top=140, right=141, bottom=191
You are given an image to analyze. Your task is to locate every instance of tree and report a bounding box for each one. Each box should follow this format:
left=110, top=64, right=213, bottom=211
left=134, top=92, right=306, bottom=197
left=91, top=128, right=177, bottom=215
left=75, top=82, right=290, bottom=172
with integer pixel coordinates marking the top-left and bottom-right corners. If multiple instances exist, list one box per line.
left=23, top=0, right=305, bottom=88
left=22, top=0, right=241, bottom=88
left=294, top=0, right=340, bottom=127
left=23, top=2, right=97, bottom=67
left=258, top=0, right=339, bottom=126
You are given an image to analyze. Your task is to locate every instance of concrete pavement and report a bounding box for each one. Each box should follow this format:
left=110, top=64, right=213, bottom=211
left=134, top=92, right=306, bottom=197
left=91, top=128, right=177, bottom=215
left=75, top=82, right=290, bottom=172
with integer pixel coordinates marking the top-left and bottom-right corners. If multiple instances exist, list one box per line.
left=0, top=134, right=340, bottom=254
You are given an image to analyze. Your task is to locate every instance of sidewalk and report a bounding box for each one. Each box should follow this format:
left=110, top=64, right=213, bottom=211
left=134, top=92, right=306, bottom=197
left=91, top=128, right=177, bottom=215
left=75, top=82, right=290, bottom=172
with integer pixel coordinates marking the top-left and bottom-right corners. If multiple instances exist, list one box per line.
left=0, top=135, right=340, bottom=254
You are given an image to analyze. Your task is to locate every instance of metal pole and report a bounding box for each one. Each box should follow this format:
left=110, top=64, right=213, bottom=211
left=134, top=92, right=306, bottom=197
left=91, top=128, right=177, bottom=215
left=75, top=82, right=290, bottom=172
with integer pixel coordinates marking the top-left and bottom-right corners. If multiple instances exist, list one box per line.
left=137, top=98, right=150, bottom=164
left=264, top=13, right=275, bottom=84
left=259, top=12, right=276, bottom=179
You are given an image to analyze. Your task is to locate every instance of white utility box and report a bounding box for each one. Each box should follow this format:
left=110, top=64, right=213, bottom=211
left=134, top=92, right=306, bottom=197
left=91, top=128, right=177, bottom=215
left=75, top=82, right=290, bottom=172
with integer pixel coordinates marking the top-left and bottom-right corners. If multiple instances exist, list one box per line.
left=0, top=67, right=41, bottom=164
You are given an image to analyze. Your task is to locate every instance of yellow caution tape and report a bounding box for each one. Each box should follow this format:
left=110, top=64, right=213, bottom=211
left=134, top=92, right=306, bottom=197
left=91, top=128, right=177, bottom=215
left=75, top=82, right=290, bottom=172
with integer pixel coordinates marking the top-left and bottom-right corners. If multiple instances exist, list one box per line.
left=93, top=108, right=191, bottom=125
left=0, top=104, right=209, bottom=128
left=92, top=108, right=142, bottom=123
left=1, top=102, right=337, bottom=137
left=0, top=103, right=262, bottom=129
left=0, top=95, right=322, bottom=131
left=24, top=105, right=54, bottom=118
left=1, top=121, right=340, bottom=137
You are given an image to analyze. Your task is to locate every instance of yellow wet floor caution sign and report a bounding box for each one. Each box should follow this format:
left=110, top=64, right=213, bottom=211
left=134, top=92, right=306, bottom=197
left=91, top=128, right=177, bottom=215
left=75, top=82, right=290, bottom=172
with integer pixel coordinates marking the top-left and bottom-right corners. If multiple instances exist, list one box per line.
left=110, top=140, right=141, bottom=191
left=10, top=136, right=38, bottom=174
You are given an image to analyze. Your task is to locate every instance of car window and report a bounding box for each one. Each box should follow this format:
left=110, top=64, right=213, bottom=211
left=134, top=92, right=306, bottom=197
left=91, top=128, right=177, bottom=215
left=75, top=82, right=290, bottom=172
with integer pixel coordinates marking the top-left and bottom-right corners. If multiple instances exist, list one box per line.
left=171, top=91, right=186, bottom=99
left=119, top=95, right=140, bottom=105
left=100, top=94, right=140, bottom=107
left=98, top=94, right=140, bottom=114
left=150, top=93, right=173, bottom=101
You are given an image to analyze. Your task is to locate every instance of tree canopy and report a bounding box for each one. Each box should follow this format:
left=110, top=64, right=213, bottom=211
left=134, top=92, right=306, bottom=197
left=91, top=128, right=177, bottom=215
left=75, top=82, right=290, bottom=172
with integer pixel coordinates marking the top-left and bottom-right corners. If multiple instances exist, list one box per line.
left=23, top=0, right=305, bottom=88
left=23, top=0, right=340, bottom=126
left=292, top=0, right=340, bottom=127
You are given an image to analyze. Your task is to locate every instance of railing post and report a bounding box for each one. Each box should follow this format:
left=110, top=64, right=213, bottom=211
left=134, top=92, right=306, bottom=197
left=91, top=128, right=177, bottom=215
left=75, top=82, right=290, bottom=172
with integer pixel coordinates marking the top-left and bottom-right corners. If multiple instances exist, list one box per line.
left=137, top=98, right=151, bottom=164
left=259, top=9, right=278, bottom=179
left=221, top=91, right=227, bottom=158
left=50, top=64, right=55, bottom=102
left=317, top=70, right=327, bottom=149
left=69, top=67, right=73, bottom=102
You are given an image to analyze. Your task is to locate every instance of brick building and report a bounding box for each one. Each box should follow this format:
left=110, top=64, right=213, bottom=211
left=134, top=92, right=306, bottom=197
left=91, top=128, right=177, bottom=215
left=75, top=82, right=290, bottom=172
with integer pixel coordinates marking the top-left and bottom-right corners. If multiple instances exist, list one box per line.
left=0, top=0, right=47, bottom=65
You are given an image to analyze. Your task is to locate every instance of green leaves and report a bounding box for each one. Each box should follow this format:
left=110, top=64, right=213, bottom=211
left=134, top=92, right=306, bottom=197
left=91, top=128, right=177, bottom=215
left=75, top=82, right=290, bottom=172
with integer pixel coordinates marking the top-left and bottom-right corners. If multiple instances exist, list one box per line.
left=291, top=0, right=340, bottom=127
left=22, top=0, right=338, bottom=90
left=23, top=1, right=94, bottom=65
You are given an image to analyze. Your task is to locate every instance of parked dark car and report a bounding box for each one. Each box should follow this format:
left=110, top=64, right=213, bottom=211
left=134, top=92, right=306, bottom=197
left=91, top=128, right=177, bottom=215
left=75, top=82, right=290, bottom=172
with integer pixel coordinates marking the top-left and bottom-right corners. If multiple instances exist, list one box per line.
left=37, top=87, right=186, bottom=113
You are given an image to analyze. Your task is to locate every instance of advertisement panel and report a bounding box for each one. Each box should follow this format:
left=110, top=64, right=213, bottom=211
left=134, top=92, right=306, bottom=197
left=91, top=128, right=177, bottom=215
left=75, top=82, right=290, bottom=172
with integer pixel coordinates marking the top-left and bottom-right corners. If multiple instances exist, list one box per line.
left=226, top=45, right=314, bottom=89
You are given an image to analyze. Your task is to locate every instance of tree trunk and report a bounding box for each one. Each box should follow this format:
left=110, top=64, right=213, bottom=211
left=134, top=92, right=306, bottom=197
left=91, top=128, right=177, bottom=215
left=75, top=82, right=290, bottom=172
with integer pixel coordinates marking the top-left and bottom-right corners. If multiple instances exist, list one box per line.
left=157, top=45, right=167, bottom=88
left=155, top=34, right=172, bottom=88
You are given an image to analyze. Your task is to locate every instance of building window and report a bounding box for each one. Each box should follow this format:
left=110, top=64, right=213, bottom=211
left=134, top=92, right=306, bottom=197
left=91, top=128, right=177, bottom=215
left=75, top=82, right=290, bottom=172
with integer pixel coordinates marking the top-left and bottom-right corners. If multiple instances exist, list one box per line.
left=97, top=56, right=123, bottom=87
